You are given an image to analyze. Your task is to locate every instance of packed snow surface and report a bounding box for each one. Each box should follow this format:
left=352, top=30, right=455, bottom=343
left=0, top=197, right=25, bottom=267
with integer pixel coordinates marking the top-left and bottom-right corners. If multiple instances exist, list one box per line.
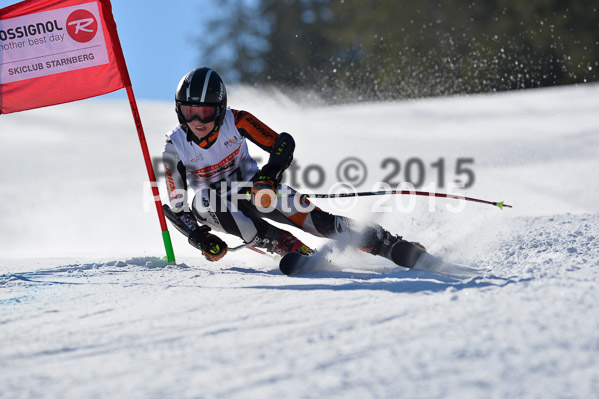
left=1, top=84, right=599, bottom=398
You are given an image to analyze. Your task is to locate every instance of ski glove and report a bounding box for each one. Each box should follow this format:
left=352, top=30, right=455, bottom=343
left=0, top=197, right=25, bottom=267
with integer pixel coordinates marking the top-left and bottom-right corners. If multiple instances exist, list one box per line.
left=251, top=133, right=295, bottom=208
left=188, top=225, right=228, bottom=262
left=251, top=164, right=280, bottom=208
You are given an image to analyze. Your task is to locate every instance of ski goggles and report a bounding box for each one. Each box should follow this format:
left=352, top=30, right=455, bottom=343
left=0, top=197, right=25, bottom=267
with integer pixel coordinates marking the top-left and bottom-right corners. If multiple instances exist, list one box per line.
left=178, top=104, right=219, bottom=124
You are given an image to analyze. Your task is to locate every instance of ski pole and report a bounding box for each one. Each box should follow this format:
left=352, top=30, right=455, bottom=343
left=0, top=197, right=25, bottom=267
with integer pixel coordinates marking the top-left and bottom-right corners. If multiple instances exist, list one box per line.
left=295, top=190, right=512, bottom=209
left=229, top=243, right=280, bottom=260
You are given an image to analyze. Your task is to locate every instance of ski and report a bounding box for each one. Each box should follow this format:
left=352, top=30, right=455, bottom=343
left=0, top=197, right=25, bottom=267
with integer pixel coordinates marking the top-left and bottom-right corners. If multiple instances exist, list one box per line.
left=279, top=252, right=318, bottom=275
left=279, top=243, right=478, bottom=278
left=391, top=241, right=451, bottom=270
left=392, top=241, right=479, bottom=277
left=391, top=241, right=430, bottom=268
left=279, top=242, right=440, bottom=276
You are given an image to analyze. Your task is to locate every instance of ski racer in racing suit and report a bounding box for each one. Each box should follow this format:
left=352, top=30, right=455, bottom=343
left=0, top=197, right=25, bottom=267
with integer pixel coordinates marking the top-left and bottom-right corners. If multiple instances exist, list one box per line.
left=163, top=67, right=423, bottom=266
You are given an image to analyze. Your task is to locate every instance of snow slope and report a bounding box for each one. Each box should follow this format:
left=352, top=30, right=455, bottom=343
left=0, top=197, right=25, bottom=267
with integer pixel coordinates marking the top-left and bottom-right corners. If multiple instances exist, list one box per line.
left=1, top=84, right=599, bottom=398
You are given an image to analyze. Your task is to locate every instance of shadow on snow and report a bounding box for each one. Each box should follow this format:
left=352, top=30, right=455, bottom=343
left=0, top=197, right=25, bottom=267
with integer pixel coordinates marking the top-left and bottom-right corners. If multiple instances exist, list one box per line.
left=226, top=266, right=523, bottom=294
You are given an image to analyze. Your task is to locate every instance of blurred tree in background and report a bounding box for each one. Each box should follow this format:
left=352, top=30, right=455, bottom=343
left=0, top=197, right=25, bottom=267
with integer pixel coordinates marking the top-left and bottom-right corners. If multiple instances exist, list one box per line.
left=196, top=0, right=599, bottom=102
left=195, top=0, right=267, bottom=84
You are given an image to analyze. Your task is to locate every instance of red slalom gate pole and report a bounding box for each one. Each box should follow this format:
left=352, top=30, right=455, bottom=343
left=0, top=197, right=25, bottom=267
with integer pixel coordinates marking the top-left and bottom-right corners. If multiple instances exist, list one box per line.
left=125, top=85, right=176, bottom=263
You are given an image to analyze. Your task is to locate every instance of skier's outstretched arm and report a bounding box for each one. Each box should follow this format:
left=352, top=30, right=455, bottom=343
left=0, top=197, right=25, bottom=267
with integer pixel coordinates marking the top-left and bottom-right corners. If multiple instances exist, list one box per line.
left=232, top=110, right=279, bottom=151
left=231, top=109, right=296, bottom=207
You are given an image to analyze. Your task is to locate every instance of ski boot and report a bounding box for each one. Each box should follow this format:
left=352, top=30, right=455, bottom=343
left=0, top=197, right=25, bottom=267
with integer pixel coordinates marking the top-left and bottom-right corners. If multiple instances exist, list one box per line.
left=250, top=225, right=313, bottom=257
left=361, top=226, right=429, bottom=269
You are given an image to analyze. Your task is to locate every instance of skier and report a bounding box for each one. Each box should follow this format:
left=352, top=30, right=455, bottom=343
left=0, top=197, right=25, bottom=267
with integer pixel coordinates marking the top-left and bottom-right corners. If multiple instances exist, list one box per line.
left=163, top=67, right=426, bottom=269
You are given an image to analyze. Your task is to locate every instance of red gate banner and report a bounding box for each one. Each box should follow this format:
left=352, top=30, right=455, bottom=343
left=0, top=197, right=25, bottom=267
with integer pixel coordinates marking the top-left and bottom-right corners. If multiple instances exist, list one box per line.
left=0, top=0, right=130, bottom=114
left=0, top=0, right=176, bottom=263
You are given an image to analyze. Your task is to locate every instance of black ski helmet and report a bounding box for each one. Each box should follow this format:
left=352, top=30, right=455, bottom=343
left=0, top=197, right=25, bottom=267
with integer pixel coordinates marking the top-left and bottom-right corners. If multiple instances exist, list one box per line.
left=175, top=67, right=227, bottom=127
